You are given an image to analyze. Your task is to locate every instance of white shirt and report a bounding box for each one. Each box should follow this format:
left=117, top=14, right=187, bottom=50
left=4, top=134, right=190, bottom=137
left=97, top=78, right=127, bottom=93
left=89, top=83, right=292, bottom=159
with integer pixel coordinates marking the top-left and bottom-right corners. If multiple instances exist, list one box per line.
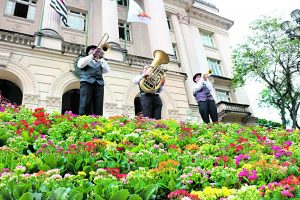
left=192, top=78, right=213, bottom=93
left=77, top=54, right=110, bottom=74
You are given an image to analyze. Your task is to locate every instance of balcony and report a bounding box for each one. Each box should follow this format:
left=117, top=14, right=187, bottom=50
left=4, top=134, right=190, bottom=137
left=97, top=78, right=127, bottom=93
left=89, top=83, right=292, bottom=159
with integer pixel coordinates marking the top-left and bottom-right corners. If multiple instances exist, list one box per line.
left=217, top=101, right=257, bottom=125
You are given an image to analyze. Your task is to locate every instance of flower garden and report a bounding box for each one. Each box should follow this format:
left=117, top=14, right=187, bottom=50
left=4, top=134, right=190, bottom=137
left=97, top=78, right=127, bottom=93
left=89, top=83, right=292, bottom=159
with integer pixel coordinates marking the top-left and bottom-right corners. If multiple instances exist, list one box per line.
left=0, top=106, right=300, bottom=200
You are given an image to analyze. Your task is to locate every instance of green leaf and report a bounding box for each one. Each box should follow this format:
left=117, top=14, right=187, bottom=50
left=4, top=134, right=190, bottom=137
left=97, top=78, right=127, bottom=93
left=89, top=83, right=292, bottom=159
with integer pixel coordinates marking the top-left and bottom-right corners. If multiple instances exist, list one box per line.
left=33, top=193, right=43, bottom=200
left=94, top=193, right=105, bottom=200
left=46, top=187, right=71, bottom=200
left=44, top=154, right=58, bottom=168
left=139, top=184, right=157, bottom=200
left=19, top=192, right=34, bottom=200
left=109, top=189, right=130, bottom=200
left=13, top=183, right=28, bottom=199
left=128, top=194, right=143, bottom=200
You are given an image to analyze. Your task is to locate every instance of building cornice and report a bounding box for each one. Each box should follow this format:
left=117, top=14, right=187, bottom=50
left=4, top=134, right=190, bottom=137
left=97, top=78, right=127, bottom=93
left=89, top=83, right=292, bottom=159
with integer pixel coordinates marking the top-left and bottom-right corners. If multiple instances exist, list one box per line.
left=186, top=7, right=234, bottom=30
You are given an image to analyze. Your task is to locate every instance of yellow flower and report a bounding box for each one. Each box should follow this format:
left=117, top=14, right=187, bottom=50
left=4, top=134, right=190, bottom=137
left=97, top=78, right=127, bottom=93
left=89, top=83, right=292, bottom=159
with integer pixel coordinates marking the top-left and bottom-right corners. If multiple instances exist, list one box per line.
left=78, top=171, right=86, bottom=176
left=26, top=163, right=32, bottom=167
left=241, top=164, right=253, bottom=170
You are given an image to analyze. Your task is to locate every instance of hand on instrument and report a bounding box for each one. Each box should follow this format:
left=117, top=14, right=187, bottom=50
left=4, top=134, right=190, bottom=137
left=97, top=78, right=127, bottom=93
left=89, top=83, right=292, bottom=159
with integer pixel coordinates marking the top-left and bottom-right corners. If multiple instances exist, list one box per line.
left=93, top=48, right=104, bottom=59
left=142, top=65, right=151, bottom=77
left=160, top=78, right=165, bottom=86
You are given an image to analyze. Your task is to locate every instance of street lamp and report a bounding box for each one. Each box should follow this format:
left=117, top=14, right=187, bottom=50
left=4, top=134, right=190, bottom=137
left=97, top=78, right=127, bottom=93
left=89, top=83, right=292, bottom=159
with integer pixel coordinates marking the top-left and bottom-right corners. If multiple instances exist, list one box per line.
left=281, top=9, right=300, bottom=39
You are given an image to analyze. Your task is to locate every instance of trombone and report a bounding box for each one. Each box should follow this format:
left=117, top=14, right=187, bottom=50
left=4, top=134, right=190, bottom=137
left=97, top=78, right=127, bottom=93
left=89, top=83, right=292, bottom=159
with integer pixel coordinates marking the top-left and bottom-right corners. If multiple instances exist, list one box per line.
left=97, top=33, right=111, bottom=52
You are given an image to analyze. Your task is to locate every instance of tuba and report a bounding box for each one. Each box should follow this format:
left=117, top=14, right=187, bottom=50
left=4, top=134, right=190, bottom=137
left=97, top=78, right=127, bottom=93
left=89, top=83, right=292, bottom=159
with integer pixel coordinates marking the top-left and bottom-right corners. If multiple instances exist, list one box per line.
left=140, top=50, right=169, bottom=94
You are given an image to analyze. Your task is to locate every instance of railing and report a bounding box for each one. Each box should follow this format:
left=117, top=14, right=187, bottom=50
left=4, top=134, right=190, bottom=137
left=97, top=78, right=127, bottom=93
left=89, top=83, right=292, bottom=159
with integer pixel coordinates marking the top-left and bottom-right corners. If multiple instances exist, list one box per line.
left=217, top=101, right=251, bottom=114
left=0, top=29, right=34, bottom=47
left=62, top=42, right=85, bottom=54
left=127, top=54, right=152, bottom=66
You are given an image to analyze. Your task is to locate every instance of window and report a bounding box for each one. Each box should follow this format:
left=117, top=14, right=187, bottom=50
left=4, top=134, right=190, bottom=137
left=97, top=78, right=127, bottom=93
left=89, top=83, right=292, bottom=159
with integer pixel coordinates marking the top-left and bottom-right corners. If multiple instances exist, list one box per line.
left=5, top=0, right=37, bottom=20
left=200, top=31, right=215, bottom=47
left=67, top=10, right=86, bottom=31
left=207, top=58, right=223, bottom=76
left=117, top=0, right=127, bottom=6
left=119, top=22, right=131, bottom=41
left=166, top=15, right=173, bottom=30
left=170, top=44, right=178, bottom=60
left=216, top=90, right=231, bottom=102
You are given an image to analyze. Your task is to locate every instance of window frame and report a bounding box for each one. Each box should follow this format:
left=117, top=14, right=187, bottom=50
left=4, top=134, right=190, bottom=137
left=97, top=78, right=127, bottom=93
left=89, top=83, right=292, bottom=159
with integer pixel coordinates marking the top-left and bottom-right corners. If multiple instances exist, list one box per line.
left=216, top=89, right=231, bottom=102
left=200, top=30, right=215, bottom=48
left=166, top=14, right=173, bottom=31
left=5, top=0, right=36, bottom=20
left=207, top=58, right=223, bottom=76
left=118, top=21, right=132, bottom=42
left=117, top=0, right=128, bottom=7
left=66, top=9, right=87, bottom=32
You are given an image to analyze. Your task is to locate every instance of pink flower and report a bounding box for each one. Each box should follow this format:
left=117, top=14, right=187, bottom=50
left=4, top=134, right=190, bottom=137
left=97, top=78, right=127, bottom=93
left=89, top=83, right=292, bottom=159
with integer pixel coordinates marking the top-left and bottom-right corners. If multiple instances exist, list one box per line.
left=281, top=190, right=294, bottom=197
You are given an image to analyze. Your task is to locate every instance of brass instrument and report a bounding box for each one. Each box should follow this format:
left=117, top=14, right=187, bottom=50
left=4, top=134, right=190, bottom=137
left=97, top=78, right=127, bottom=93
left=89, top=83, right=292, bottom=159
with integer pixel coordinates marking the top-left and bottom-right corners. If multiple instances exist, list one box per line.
left=140, top=50, right=169, bottom=94
left=97, top=33, right=111, bottom=52
left=204, top=69, right=213, bottom=78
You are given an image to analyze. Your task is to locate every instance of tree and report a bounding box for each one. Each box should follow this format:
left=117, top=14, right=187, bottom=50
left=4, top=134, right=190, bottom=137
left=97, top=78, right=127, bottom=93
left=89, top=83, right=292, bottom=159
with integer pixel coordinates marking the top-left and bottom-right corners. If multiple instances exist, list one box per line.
left=232, top=16, right=300, bottom=129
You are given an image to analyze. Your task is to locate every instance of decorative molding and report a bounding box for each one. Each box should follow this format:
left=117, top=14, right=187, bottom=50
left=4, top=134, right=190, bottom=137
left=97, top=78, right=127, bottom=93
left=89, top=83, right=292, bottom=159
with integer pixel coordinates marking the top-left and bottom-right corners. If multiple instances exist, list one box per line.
left=11, top=23, right=22, bottom=32
left=0, top=30, right=34, bottom=47
left=46, top=97, right=61, bottom=107
left=177, top=13, right=190, bottom=25
left=127, top=54, right=152, bottom=67
left=168, top=109, right=179, bottom=119
left=23, top=94, right=39, bottom=105
left=62, top=41, right=85, bottom=54
left=104, top=102, right=118, bottom=116
left=0, top=50, right=11, bottom=67
left=0, top=58, right=38, bottom=94
left=123, top=105, right=135, bottom=116
left=187, top=7, right=234, bottom=30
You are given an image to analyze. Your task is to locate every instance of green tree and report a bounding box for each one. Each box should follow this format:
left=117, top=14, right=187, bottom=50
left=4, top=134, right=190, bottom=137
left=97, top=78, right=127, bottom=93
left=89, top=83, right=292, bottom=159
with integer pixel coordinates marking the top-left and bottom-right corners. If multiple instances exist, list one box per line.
left=232, top=16, right=300, bottom=129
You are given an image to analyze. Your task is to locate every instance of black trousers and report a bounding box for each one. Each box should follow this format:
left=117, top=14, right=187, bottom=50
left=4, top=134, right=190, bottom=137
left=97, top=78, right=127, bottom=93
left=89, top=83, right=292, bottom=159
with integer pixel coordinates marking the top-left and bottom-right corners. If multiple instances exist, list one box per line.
left=79, top=81, right=104, bottom=115
left=140, top=94, right=162, bottom=120
left=198, top=100, right=218, bottom=123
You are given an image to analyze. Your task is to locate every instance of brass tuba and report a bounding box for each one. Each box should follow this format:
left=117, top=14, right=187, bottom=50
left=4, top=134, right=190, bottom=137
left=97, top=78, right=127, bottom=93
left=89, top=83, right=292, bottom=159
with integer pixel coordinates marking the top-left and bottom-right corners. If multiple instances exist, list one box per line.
left=140, top=50, right=169, bottom=94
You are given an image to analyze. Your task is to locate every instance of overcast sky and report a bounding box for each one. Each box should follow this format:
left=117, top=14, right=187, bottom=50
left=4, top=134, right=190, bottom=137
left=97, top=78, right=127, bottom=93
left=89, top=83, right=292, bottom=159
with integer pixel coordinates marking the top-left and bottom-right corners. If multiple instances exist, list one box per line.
left=210, top=0, right=299, bottom=123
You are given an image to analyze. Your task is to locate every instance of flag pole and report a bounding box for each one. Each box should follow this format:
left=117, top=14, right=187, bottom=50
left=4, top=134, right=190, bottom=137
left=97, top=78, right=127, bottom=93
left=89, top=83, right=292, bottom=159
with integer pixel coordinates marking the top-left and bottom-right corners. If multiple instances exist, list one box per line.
left=123, top=0, right=129, bottom=61
left=85, top=0, right=91, bottom=53
left=39, top=0, right=46, bottom=32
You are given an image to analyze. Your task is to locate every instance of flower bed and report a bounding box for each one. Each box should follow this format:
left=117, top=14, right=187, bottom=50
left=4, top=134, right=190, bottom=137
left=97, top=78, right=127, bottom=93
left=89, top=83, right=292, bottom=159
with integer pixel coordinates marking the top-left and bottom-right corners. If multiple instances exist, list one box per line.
left=0, top=106, right=299, bottom=199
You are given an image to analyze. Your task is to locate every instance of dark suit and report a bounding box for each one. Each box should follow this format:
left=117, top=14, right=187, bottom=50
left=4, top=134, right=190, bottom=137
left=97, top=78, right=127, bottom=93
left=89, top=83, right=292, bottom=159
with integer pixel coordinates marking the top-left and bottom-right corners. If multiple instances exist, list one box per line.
left=77, top=55, right=110, bottom=115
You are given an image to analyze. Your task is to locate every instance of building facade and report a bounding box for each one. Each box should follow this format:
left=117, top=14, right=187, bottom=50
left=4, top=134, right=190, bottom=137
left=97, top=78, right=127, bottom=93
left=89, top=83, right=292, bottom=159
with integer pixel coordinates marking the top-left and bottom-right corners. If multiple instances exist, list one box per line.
left=0, top=0, right=257, bottom=124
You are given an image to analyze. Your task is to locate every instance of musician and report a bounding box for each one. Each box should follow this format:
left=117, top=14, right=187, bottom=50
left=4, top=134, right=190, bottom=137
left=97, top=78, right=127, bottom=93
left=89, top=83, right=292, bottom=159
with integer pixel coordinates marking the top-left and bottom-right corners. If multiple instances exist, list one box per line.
left=77, top=45, right=110, bottom=115
left=133, top=66, right=165, bottom=120
left=192, top=72, right=218, bottom=123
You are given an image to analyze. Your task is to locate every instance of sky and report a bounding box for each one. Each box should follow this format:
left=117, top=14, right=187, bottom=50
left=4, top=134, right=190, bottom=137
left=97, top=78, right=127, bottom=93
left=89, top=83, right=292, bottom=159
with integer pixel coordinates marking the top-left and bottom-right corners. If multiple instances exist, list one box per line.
left=210, top=0, right=299, bottom=123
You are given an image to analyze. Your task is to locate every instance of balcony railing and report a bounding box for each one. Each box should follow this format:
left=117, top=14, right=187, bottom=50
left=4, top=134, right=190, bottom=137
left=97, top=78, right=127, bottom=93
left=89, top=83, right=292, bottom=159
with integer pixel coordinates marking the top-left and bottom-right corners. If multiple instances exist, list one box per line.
left=217, top=101, right=251, bottom=115
left=0, top=30, right=34, bottom=47
left=127, top=54, right=152, bottom=66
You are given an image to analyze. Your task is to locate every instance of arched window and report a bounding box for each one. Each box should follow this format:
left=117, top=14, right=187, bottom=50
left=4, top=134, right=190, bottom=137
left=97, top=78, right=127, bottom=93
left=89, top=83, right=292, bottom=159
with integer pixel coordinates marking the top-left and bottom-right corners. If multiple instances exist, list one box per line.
left=0, top=79, right=22, bottom=105
left=61, top=89, right=80, bottom=114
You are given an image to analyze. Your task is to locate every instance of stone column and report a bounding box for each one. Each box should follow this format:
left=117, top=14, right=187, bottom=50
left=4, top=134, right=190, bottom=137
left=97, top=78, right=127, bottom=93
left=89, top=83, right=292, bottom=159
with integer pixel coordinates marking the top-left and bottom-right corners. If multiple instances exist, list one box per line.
left=171, top=13, right=195, bottom=104
left=101, top=0, right=119, bottom=43
left=144, top=0, right=173, bottom=55
left=34, top=0, right=62, bottom=50
left=41, top=0, right=61, bottom=36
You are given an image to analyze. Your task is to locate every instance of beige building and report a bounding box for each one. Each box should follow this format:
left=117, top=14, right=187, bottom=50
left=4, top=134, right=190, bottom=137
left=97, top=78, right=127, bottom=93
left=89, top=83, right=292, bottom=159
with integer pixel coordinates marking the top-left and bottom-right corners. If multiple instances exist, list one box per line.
left=0, top=0, right=256, bottom=124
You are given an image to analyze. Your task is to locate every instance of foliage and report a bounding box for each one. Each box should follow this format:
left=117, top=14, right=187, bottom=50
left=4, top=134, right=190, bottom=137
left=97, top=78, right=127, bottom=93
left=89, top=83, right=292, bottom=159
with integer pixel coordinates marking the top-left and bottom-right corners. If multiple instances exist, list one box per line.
left=257, top=118, right=282, bottom=129
left=0, top=106, right=300, bottom=199
left=231, top=15, right=300, bottom=129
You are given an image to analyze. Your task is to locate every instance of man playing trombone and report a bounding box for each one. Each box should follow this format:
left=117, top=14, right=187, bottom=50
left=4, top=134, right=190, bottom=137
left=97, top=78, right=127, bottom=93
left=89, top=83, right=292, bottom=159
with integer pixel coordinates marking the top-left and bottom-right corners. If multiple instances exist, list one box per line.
left=77, top=45, right=110, bottom=115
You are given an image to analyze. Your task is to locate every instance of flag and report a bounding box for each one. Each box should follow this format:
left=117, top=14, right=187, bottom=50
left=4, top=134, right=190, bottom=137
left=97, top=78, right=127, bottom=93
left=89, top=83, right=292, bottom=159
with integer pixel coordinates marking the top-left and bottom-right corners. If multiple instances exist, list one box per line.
left=50, top=0, right=69, bottom=26
left=127, top=0, right=151, bottom=24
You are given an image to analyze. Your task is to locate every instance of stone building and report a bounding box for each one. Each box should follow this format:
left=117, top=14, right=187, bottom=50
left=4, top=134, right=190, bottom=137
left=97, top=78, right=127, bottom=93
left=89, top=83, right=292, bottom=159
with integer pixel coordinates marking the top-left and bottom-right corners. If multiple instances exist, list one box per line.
left=0, top=0, right=257, bottom=124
